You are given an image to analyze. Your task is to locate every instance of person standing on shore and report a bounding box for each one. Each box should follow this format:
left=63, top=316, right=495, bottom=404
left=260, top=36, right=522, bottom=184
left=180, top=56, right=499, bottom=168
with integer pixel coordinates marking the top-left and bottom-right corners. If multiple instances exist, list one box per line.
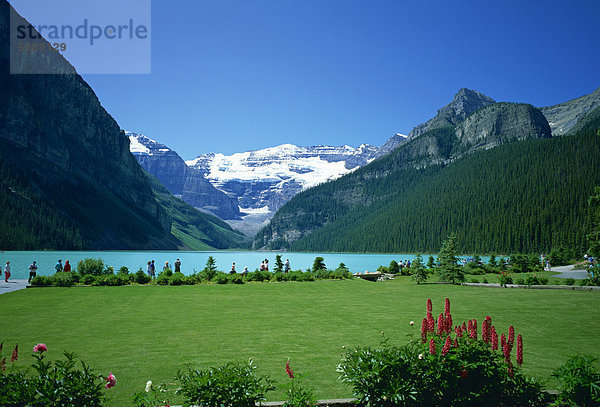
left=63, top=260, right=71, bottom=272
left=284, top=259, right=290, bottom=273
left=55, top=259, right=63, bottom=273
left=230, top=262, right=236, bottom=274
left=174, top=258, right=181, bottom=273
left=147, top=261, right=152, bottom=277
left=4, top=261, right=10, bottom=282
left=28, top=261, right=38, bottom=284
left=150, top=260, right=156, bottom=278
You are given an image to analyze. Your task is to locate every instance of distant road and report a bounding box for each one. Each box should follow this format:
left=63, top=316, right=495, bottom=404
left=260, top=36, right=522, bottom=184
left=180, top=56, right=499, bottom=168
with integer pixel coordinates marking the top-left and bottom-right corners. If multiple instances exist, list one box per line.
left=551, top=265, right=589, bottom=280
left=0, top=279, right=29, bottom=296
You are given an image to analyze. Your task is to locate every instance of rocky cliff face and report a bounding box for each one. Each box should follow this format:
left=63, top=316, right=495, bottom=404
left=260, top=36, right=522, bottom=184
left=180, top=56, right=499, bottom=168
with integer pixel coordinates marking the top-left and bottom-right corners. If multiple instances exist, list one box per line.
left=128, top=133, right=241, bottom=220
left=540, top=86, right=600, bottom=135
left=408, top=88, right=496, bottom=138
left=0, top=2, right=228, bottom=249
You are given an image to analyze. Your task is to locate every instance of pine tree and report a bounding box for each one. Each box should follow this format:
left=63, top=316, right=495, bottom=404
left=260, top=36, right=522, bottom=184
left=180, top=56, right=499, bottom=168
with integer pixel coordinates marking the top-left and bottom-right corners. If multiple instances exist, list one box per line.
left=388, top=260, right=400, bottom=274
left=203, top=256, right=218, bottom=280
left=427, top=255, right=435, bottom=270
left=587, top=186, right=600, bottom=257
left=274, top=254, right=284, bottom=273
left=312, top=257, right=326, bottom=272
left=411, top=254, right=428, bottom=284
left=437, top=233, right=465, bottom=284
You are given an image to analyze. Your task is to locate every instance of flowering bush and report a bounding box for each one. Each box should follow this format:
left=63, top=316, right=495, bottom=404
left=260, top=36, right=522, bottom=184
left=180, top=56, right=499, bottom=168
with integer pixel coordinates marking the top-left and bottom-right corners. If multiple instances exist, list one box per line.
left=337, top=298, right=547, bottom=406
left=551, top=354, right=600, bottom=407
left=0, top=342, right=112, bottom=406
left=283, top=360, right=317, bottom=407
left=175, top=359, right=274, bottom=407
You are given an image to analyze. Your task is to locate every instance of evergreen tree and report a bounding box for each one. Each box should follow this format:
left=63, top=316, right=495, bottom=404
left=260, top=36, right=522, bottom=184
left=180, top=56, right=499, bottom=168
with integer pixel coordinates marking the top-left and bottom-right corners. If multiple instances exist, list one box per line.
left=411, top=254, right=428, bottom=284
left=587, top=186, right=600, bottom=258
left=336, top=263, right=349, bottom=272
left=203, top=256, right=218, bottom=280
left=388, top=260, right=400, bottom=274
left=488, top=254, right=497, bottom=267
left=437, top=233, right=465, bottom=284
left=312, top=256, right=326, bottom=272
left=427, top=256, right=436, bottom=270
left=274, top=254, right=284, bottom=273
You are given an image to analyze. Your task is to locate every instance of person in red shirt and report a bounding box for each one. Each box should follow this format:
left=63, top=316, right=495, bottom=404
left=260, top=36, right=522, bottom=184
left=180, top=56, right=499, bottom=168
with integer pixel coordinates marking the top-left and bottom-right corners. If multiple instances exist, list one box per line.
left=63, top=260, right=71, bottom=272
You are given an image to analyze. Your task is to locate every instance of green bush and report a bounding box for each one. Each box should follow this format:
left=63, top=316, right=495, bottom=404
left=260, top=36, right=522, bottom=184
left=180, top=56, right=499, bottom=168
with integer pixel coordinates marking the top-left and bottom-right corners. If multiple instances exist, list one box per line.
left=175, top=359, right=274, bottom=407
left=525, top=275, right=540, bottom=286
left=0, top=344, right=109, bottom=406
left=337, top=298, right=547, bottom=406
left=538, top=277, right=549, bottom=285
left=169, top=272, right=186, bottom=286
left=213, top=272, right=229, bottom=285
left=82, top=274, right=97, bottom=285
left=51, top=272, right=75, bottom=287
left=552, top=355, right=600, bottom=407
left=565, top=278, right=576, bottom=286
left=498, top=272, right=513, bottom=286
left=155, top=274, right=170, bottom=285
left=30, top=275, right=51, bottom=287
left=76, top=258, right=110, bottom=276
left=133, top=268, right=151, bottom=285
left=516, top=278, right=525, bottom=285
left=94, top=274, right=124, bottom=286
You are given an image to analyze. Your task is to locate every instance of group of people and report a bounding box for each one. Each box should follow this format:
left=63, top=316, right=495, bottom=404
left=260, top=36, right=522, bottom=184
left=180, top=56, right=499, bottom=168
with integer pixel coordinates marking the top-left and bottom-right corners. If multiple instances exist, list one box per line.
left=146, top=258, right=182, bottom=278
left=228, top=258, right=291, bottom=274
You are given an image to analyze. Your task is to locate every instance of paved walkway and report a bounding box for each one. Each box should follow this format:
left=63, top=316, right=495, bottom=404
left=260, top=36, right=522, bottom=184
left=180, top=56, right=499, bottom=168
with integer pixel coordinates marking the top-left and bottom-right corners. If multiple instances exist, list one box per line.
left=551, top=265, right=589, bottom=280
left=0, top=279, right=29, bottom=295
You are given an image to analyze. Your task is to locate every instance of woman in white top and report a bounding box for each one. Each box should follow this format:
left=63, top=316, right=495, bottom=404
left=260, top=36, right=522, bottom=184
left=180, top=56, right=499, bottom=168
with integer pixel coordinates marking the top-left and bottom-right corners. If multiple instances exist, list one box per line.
left=4, top=261, right=11, bottom=282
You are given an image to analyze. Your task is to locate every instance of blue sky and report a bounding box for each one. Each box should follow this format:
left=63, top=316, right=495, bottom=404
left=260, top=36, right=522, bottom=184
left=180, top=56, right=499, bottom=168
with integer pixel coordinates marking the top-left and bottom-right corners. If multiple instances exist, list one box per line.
left=81, top=0, right=599, bottom=158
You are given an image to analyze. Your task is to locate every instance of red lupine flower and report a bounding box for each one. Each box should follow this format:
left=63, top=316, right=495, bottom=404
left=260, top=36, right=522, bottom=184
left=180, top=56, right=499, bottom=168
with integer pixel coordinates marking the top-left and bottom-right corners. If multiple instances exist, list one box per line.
left=482, top=319, right=489, bottom=344
left=460, top=366, right=468, bottom=379
left=33, top=343, right=47, bottom=353
left=469, top=319, right=477, bottom=340
left=286, top=359, right=294, bottom=379
left=11, top=344, right=18, bottom=363
left=446, top=314, right=453, bottom=334
left=507, top=362, right=514, bottom=378
left=508, top=326, right=515, bottom=346
left=427, top=298, right=432, bottom=313
left=429, top=338, right=436, bottom=355
left=501, top=333, right=506, bottom=351
left=516, top=334, right=523, bottom=366
left=453, top=337, right=459, bottom=348
left=444, top=298, right=450, bottom=315
left=436, top=313, right=444, bottom=335
left=455, top=325, right=463, bottom=338
left=442, top=336, right=452, bottom=356
left=491, top=326, right=498, bottom=351
left=421, top=318, right=428, bottom=343
left=467, top=319, right=472, bottom=332
left=427, top=312, right=435, bottom=333
left=105, top=372, right=117, bottom=389
left=462, top=322, right=467, bottom=332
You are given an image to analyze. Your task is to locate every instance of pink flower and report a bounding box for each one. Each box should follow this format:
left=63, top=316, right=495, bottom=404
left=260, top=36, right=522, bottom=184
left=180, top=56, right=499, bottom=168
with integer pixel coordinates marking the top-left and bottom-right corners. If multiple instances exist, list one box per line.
left=442, top=336, right=452, bottom=356
left=421, top=318, right=428, bottom=343
left=469, top=319, right=477, bottom=340
left=501, top=333, right=507, bottom=351
left=429, top=338, right=436, bottom=355
left=285, top=359, right=294, bottom=379
left=105, top=372, right=117, bottom=389
left=427, top=298, right=432, bottom=313
left=445, top=314, right=453, bottom=334
left=516, top=334, right=523, bottom=366
left=427, top=312, right=435, bottom=333
left=436, top=313, right=445, bottom=335
left=508, top=326, right=515, bottom=346
left=33, top=343, right=47, bottom=353
left=455, top=325, right=463, bottom=338
left=444, top=298, right=450, bottom=315
left=11, top=344, right=18, bottom=363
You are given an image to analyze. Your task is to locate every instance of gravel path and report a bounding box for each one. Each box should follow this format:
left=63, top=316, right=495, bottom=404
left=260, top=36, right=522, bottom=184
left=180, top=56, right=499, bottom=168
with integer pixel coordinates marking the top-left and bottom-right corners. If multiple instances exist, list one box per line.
left=0, top=279, right=29, bottom=295
left=551, top=265, right=589, bottom=280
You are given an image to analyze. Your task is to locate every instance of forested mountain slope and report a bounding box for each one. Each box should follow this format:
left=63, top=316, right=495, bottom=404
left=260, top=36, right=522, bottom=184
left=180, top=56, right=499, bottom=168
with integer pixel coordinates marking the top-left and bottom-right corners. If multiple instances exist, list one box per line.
left=254, top=103, right=598, bottom=255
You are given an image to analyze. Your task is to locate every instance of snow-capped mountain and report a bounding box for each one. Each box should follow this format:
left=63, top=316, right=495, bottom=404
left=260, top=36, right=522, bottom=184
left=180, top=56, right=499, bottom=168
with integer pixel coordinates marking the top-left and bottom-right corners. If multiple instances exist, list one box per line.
left=127, top=132, right=401, bottom=236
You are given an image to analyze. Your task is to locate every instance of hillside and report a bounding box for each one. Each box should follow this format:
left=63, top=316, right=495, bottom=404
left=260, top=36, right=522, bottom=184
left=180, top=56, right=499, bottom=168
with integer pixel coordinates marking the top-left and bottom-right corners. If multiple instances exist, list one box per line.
left=0, top=2, right=241, bottom=250
left=253, top=100, right=597, bottom=255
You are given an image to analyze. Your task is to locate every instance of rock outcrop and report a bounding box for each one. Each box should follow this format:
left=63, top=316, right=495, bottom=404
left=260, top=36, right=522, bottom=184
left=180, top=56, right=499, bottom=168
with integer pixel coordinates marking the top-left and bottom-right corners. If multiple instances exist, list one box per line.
left=540, top=86, right=600, bottom=135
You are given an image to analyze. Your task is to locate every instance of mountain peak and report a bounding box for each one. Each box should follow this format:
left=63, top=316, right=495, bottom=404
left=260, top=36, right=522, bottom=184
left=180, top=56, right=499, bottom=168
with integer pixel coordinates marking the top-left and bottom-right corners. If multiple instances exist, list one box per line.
left=408, top=88, right=495, bottom=138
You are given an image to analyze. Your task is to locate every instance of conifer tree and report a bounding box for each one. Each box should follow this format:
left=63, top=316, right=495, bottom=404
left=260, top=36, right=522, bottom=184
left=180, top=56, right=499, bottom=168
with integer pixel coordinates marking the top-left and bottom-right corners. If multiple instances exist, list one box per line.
left=412, top=254, right=428, bottom=284
left=274, top=254, right=284, bottom=273
left=312, top=256, right=326, bottom=272
left=437, top=233, right=465, bottom=284
left=587, top=186, right=600, bottom=257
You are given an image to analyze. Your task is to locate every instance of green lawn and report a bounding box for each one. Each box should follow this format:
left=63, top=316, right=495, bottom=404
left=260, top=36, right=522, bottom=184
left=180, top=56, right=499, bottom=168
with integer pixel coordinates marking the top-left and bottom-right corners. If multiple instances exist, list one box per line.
left=2, top=277, right=599, bottom=406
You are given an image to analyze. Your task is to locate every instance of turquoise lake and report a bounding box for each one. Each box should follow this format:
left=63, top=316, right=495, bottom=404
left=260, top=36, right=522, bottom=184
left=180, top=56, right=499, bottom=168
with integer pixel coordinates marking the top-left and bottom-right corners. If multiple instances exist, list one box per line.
left=1, top=251, right=445, bottom=279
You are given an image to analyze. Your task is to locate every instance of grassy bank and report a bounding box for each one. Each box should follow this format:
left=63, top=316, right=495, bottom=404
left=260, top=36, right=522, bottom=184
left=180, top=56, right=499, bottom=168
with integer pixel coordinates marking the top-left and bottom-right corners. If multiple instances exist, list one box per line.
left=2, top=277, right=599, bottom=405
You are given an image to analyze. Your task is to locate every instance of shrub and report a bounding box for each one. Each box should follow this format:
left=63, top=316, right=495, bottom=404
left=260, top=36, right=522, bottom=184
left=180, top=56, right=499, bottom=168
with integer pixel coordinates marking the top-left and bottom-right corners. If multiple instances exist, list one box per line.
left=283, top=360, right=316, bottom=407
left=175, top=359, right=274, bottom=407
left=213, top=272, right=229, bottom=285
left=118, top=266, right=129, bottom=274
left=228, top=274, right=244, bottom=285
left=82, top=274, right=97, bottom=285
left=30, top=275, right=51, bottom=287
left=552, top=355, right=600, bottom=407
left=133, top=268, right=151, bottom=285
left=51, top=272, right=75, bottom=287
left=525, top=275, right=540, bottom=286
left=168, top=272, right=185, bottom=286
left=77, top=258, right=110, bottom=276
left=0, top=343, right=111, bottom=406
left=94, top=274, right=123, bottom=286
left=498, top=272, right=513, bottom=286
left=538, top=277, right=549, bottom=285
left=516, top=278, right=525, bottom=285
left=565, top=278, right=576, bottom=286
left=337, top=298, right=547, bottom=406
left=155, top=274, right=170, bottom=285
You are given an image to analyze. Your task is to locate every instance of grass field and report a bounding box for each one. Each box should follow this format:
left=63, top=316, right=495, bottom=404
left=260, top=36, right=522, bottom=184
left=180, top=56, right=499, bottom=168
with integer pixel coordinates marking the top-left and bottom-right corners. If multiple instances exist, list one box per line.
left=2, top=277, right=599, bottom=406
